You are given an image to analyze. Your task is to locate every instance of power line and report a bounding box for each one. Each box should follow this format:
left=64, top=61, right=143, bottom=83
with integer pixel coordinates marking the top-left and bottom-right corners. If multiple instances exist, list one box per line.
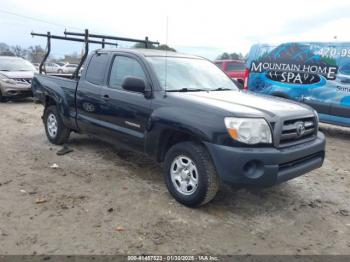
left=0, top=8, right=152, bottom=53
left=0, top=8, right=83, bottom=31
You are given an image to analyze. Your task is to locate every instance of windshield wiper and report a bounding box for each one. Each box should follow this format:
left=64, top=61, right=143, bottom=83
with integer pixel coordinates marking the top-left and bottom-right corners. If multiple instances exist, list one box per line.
left=212, top=87, right=232, bottom=91
left=167, top=88, right=206, bottom=92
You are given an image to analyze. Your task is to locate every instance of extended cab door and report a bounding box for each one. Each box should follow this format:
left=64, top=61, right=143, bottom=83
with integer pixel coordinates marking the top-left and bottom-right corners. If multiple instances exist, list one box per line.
left=97, top=54, right=152, bottom=152
left=76, top=52, right=109, bottom=135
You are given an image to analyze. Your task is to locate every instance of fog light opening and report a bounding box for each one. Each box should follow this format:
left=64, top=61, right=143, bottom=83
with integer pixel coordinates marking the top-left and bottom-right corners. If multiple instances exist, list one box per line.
left=243, top=160, right=264, bottom=179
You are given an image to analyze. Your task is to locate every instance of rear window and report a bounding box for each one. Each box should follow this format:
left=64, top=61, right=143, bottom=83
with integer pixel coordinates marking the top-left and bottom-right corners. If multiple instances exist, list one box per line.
left=227, top=62, right=245, bottom=72
left=85, top=54, right=108, bottom=85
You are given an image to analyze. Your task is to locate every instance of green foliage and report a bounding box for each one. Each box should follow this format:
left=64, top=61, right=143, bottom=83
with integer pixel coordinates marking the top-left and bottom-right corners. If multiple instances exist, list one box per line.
left=216, top=52, right=244, bottom=60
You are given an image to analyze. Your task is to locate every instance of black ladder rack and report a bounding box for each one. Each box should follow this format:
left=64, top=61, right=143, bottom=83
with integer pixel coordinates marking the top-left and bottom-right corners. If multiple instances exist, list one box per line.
left=31, top=29, right=159, bottom=79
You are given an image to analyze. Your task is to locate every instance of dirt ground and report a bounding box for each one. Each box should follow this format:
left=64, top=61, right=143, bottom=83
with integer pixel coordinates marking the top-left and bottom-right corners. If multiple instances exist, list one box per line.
left=0, top=100, right=349, bottom=255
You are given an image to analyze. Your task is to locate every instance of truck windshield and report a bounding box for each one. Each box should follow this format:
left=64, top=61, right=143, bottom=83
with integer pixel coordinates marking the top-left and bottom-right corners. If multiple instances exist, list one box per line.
left=147, top=56, right=238, bottom=91
left=0, top=57, right=36, bottom=72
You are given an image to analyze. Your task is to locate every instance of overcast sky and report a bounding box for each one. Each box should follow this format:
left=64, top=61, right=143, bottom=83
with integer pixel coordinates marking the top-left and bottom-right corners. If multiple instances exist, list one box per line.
left=0, top=0, right=350, bottom=59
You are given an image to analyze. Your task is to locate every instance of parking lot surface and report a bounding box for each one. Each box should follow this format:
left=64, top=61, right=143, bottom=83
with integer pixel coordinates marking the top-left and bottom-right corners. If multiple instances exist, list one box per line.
left=0, top=101, right=349, bottom=255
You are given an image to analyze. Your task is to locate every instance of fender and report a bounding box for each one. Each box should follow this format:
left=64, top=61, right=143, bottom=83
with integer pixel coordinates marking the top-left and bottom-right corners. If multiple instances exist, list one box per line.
left=144, top=106, right=215, bottom=160
left=33, top=75, right=78, bottom=130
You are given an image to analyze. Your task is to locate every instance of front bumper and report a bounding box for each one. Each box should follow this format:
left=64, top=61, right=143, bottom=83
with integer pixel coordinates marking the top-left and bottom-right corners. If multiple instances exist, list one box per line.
left=1, top=84, right=33, bottom=98
left=205, top=132, right=325, bottom=187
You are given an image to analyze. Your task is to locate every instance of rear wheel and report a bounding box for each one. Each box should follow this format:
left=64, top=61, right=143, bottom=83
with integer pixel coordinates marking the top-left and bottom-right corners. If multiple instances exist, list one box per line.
left=163, top=142, right=220, bottom=207
left=43, top=105, right=70, bottom=145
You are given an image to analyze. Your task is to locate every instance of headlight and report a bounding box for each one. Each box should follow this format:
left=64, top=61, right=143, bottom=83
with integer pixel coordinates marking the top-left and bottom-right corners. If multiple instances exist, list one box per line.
left=0, top=74, right=16, bottom=85
left=224, top=117, right=272, bottom=144
left=0, top=78, right=16, bottom=84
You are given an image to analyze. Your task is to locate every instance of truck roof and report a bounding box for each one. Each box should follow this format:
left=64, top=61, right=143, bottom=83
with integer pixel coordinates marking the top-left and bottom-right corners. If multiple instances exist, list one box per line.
left=97, top=48, right=202, bottom=59
left=214, top=59, right=245, bottom=63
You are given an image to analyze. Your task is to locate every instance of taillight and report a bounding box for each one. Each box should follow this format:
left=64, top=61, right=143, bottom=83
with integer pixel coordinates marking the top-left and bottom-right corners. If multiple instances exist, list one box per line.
left=243, top=68, right=250, bottom=90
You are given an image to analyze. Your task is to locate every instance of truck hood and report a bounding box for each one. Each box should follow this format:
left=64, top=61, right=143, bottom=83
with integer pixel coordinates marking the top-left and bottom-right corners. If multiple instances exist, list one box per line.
left=0, top=71, right=35, bottom=79
left=171, top=90, right=314, bottom=119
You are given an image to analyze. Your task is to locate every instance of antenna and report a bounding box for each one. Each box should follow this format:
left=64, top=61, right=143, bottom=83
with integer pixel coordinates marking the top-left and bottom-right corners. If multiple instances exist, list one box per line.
left=164, top=16, right=169, bottom=95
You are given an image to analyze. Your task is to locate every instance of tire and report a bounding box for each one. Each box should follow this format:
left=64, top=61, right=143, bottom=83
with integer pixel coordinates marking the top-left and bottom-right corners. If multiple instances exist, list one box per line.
left=163, top=141, right=220, bottom=207
left=43, top=105, right=70, bottom=145
left=0, top=91, right=9, bottom=103
left=58, top=69, right=63, bottom=74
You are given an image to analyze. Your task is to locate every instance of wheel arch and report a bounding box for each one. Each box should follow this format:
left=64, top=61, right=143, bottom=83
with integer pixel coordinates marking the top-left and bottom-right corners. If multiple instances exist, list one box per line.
left=156, top=128, right=206, bottom=163
left=43, top=94, right=77, bottom=130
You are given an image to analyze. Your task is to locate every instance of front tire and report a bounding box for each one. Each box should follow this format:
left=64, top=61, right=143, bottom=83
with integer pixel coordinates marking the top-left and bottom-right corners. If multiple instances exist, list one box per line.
left=163, top=142, right=220, bottom=207
left=43, top=105, right=70, bottom=145
left=0, top=91, right=9, bottom=103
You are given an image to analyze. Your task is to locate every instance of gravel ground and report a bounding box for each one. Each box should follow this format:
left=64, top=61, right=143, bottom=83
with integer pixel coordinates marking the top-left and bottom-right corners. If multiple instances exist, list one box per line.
left=0, top=100, right=349, bottom=255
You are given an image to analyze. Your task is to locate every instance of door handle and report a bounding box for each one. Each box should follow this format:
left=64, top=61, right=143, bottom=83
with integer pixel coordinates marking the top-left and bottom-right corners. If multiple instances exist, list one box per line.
left=102, top=94, right=110, bottom=101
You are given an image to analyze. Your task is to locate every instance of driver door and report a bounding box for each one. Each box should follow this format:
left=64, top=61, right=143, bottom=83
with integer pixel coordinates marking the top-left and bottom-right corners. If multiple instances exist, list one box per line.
left=97, top=54, right=152, bottom=152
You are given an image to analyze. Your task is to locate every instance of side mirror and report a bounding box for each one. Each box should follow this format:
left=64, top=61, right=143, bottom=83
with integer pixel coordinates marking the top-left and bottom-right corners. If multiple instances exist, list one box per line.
left=122, top=76, right=146, bottom=93
left=122, top=76, right=152, bottom=98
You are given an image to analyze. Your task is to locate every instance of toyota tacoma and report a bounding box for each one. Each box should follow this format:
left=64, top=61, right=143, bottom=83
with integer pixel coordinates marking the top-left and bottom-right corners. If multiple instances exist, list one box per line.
left=31, top=48, right=326, bottom=207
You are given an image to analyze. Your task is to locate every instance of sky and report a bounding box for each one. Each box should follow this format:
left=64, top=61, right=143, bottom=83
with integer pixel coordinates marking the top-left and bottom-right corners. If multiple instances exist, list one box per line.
left=0, top=0, right=350, bottom=60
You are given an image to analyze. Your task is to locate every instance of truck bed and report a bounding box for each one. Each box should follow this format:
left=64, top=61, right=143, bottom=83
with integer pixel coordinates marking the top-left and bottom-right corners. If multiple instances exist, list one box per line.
left=32, top=74, right=79, bottom=130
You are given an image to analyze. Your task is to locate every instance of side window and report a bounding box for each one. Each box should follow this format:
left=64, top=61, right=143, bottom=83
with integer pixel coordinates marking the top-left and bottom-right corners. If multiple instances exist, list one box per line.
left=85, top=53, right=109, bottom=85
left=227, top=62, right=245, bottom=72
left=109, top=56, right=146, bottom=89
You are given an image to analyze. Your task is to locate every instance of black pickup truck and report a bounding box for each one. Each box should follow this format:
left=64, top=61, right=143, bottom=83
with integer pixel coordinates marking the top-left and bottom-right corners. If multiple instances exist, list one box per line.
left=32, top=48, right=326, bottom=207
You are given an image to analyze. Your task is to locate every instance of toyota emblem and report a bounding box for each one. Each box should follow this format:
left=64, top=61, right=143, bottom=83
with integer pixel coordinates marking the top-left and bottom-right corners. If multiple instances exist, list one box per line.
left=296, top=122, right=306, bottom=137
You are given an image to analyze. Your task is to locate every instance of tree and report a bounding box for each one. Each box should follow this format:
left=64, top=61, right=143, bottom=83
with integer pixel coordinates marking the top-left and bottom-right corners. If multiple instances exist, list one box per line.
left=10, top=45, right=27, bottom=58
left=0, top=43, right=9, bottom=52
left=0, top=42, right=14, bottom=56
left=0, top=50, right=15, bottom=56
left=218, top=52, right=230, bottom=60
left=133, top=43, right=176, bottom=52
left=216, top=52, right=244, bottom=60
left=63, top=52, right=81, bottom=64
left=28, top=45, right=46, bottom=63
left=156, top=44, right=176, bottom=52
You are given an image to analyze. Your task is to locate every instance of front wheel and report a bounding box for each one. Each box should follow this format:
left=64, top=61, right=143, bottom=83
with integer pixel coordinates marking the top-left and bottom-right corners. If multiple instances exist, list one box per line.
left=163, top=142, right=220, bottom=207
left=0, top=91, right=9, bottom=103
left=43, top=105, right=70, bottom=145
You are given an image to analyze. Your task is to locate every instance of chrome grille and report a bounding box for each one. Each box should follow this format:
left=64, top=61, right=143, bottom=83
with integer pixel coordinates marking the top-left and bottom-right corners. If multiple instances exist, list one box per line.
left=279, top=117, right=316, bottom=146
left=13, top=78, right=32, bottom=84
